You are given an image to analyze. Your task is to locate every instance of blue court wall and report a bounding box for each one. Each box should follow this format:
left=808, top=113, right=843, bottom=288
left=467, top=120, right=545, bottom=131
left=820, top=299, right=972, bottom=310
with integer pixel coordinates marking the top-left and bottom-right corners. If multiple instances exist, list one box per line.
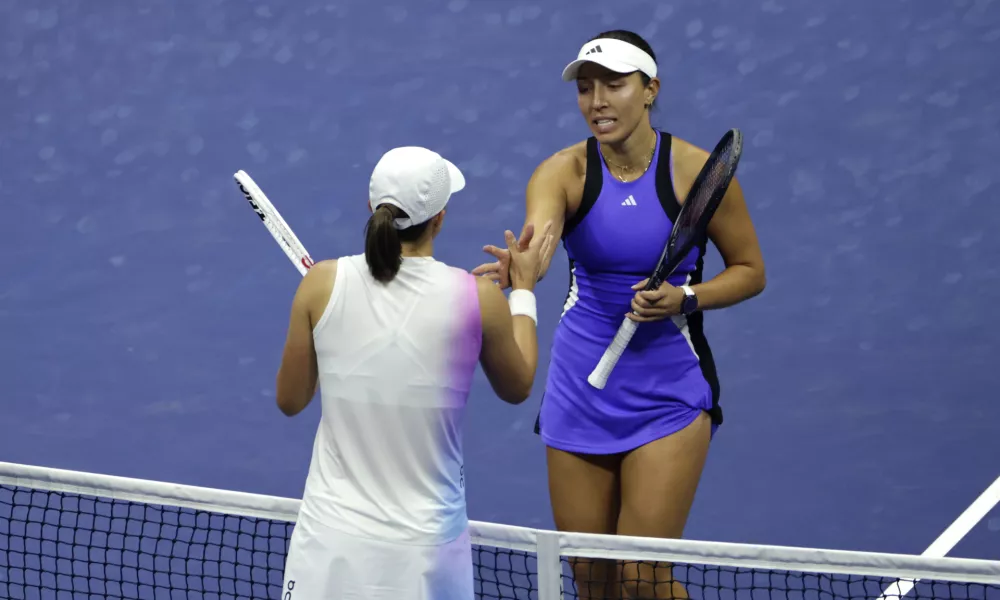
left=1, top=0, right=998, bottom=560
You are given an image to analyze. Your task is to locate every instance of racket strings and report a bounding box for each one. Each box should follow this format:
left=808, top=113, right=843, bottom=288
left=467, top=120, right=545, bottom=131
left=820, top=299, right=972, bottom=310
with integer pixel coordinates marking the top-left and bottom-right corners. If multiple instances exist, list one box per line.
left=678, top=144, right=737, bottom=228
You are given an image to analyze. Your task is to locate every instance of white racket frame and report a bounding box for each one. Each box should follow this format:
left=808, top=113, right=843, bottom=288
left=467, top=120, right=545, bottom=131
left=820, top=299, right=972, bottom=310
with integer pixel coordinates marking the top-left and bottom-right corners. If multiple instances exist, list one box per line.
left=233, top=170, right=314, bottom=277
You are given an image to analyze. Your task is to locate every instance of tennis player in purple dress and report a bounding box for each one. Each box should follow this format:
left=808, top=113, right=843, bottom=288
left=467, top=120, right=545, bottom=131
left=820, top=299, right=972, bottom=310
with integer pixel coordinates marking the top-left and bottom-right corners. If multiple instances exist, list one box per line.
left=474, top=30, right=767, bottom=599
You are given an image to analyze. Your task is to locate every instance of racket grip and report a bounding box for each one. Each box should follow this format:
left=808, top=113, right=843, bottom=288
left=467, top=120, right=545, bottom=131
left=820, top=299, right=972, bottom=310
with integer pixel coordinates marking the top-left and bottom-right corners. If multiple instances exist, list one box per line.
left=587, top=317, right=639, bottom=389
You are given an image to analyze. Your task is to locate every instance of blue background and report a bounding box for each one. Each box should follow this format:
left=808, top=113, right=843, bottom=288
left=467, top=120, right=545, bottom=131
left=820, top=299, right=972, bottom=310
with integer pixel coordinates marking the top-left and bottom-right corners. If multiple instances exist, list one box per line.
left=2, top=0, right=998, bottom=561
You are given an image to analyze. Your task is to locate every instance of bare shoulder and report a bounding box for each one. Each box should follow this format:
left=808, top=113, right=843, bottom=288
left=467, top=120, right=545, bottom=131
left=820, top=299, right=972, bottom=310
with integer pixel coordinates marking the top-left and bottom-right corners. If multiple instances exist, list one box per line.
left=533, top=141, right=587, bottom=182
left=670, top=136, right=713, bottom=180
left=299, top=259, right=338, bottom=322
left=304, top=259, right=338, bottom=285
left=528, top=141, right=588, bottom=215
left=669, top=135, right=745, bottom=205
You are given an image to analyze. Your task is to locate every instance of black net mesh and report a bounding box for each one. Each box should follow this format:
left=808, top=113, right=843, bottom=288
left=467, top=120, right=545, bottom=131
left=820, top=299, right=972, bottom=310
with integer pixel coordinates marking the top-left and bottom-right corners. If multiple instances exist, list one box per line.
left=0, top=483, right=537, bottom=599
left=561, top=557, right=1000, bottom=600
left=474, top=545, right=536, bottom=599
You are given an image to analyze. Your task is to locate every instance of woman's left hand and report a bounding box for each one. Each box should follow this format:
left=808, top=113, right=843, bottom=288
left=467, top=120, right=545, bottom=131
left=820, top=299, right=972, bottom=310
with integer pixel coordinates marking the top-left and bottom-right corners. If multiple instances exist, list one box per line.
left=627, top=278, right=685, bottom=322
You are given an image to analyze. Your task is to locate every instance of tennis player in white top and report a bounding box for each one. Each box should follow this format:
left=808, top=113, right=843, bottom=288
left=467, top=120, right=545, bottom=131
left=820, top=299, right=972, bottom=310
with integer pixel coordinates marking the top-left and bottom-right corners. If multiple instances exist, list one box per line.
left=274, top=146, right=554, bottom=600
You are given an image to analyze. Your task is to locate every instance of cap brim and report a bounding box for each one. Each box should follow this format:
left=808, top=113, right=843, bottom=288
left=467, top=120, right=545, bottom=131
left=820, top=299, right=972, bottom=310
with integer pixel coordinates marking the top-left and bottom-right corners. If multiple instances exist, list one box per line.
left=444, top=159, right=466, bottom=194
left=561, top=57, right=640, bottom=82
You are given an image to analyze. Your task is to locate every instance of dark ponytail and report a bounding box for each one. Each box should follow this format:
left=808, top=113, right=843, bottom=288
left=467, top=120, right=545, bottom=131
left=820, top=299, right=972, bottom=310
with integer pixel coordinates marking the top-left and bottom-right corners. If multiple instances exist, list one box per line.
left=364, top=205, right=403, bottom=283
left=364, top=204, right=434, bottom=283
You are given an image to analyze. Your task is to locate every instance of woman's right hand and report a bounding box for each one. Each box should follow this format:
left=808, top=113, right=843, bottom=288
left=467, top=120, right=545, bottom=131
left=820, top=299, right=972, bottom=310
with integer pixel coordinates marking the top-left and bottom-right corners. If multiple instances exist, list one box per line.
left=505, top=221, right=554, bottom=291
left=472, top=245, right=513, bottom=289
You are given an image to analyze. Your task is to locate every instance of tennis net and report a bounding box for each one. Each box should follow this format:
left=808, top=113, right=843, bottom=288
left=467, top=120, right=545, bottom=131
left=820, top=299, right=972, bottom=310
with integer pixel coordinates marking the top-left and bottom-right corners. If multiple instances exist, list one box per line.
left=2, top=461, right=999, bottom=600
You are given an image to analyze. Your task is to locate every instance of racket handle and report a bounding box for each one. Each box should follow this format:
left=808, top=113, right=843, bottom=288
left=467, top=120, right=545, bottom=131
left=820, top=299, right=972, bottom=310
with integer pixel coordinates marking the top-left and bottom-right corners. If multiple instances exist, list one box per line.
left=587, top=317, right=639, bottom=389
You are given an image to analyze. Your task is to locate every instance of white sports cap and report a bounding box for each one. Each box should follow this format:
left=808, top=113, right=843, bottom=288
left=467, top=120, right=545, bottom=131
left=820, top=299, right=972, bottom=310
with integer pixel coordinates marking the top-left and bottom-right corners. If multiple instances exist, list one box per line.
left=561, top=37, right=658, bottom=82
left=368, top=146, right=466, bottom=229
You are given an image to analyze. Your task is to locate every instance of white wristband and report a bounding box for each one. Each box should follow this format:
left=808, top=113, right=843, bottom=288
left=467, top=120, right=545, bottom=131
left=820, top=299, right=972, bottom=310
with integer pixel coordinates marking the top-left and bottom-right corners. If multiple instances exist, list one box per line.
left=508, top=289, right=537, bottom=325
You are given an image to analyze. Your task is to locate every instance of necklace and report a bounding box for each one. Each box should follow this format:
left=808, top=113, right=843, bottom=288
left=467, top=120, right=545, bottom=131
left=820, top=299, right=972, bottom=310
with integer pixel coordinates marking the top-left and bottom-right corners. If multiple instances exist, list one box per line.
left=601, top=135, right=657, bottom=183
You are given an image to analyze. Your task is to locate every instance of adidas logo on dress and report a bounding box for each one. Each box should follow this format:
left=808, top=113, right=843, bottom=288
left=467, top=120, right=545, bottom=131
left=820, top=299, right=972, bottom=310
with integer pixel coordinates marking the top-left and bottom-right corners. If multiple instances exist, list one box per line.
left=621, top=195, right=637, bottom=206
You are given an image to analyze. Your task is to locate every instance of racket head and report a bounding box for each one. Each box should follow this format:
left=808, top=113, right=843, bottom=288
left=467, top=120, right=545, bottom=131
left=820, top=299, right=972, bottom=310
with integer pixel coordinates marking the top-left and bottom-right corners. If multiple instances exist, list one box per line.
left=647, top=128, right=743, bottom=290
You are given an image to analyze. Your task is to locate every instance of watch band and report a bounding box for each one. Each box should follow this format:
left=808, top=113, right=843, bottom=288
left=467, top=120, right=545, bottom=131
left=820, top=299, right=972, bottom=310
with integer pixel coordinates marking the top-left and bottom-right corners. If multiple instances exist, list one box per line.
left=680, top=285, right=697, bottom=315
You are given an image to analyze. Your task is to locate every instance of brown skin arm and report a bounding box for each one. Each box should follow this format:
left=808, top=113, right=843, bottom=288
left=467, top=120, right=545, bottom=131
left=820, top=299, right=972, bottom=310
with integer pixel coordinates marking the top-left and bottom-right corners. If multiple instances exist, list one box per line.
left=695, top=175, right=767, bottom=310
left=519, top=151, right=577, bottom=281
left=275, top=260, right=337, bottom=416
left=471, top=146, right=583, bottom=286
left=676, top=138, right=766, bottom=310
left=630, top=138, right=766, bottom=321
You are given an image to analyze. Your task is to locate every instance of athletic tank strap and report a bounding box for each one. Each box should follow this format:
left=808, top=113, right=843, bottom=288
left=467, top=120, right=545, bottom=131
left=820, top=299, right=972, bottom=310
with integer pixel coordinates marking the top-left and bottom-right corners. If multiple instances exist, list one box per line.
left=654, top=131, right=681, bottom=221
left=563, top=136, right=603, bottom=239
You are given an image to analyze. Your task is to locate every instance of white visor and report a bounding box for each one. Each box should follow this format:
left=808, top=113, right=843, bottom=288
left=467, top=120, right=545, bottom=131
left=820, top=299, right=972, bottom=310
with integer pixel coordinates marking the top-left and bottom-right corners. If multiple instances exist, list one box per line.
left=561, top=37, right=658, bottom=82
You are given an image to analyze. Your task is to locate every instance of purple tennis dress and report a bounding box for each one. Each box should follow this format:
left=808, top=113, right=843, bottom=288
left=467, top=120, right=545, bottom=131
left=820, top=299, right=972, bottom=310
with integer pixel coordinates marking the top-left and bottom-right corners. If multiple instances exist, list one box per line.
left=536, top=130, right=723, bottom=455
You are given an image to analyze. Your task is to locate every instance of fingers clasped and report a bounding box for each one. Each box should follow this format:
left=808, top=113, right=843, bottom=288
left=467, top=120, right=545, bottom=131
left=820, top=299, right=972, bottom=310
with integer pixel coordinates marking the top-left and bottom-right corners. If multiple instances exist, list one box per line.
left=627, top=280, right=683, bottom=322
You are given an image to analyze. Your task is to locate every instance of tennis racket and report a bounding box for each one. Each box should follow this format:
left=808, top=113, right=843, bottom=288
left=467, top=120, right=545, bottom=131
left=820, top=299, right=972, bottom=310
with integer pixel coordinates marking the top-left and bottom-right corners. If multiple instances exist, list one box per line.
left=586, top=128, right=744, bottom=390
left=233, top=169, right=315, bottom=277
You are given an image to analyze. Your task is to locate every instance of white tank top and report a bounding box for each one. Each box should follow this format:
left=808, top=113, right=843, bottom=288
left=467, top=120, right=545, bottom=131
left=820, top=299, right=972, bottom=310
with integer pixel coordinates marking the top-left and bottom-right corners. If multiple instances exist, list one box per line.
left=297, top=253, right=483, bottom=545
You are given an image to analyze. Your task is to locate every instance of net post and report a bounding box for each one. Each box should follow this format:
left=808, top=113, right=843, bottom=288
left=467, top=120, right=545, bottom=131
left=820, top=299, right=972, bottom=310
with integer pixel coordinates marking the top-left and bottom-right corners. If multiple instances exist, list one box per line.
left=536, top=530, right=563, bottom=600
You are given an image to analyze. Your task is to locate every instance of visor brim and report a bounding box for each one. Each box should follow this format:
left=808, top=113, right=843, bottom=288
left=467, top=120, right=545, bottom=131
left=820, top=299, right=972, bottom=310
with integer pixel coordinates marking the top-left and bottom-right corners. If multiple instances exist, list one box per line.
left=561, top=57, right=642, bottom=82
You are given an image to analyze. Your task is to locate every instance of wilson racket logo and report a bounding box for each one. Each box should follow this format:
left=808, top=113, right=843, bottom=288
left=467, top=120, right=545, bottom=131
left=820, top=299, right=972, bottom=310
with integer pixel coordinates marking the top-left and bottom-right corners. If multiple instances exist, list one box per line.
left=237, top=180, right=267, bottom=223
